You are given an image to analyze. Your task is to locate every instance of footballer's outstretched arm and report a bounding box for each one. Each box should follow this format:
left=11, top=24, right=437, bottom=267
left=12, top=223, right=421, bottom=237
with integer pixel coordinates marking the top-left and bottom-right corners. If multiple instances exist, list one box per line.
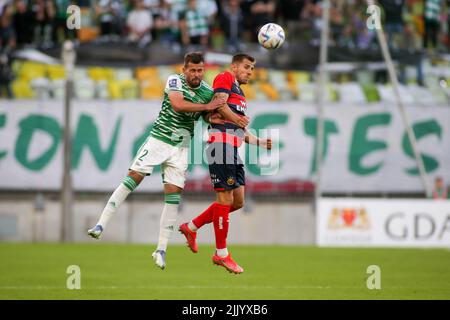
left=169, top=91, right=225, bottom=113
left=244, top=128, right=272, bottom=149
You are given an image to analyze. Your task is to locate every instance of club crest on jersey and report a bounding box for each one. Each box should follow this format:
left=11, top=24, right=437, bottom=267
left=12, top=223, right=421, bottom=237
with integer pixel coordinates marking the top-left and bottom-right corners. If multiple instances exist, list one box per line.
left=227, top=177, right=235, bottom=186
left=189, top=90, right=195, bottom=97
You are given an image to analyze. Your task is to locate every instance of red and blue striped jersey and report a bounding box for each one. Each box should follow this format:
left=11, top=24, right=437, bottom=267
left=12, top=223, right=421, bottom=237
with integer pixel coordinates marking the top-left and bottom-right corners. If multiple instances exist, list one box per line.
left=209, top=71, right=247, bottom=147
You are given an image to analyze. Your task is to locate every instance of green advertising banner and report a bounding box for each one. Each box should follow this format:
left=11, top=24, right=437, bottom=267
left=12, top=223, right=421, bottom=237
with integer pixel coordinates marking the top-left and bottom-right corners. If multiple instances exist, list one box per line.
left=0, top=100, right=449, bottom=192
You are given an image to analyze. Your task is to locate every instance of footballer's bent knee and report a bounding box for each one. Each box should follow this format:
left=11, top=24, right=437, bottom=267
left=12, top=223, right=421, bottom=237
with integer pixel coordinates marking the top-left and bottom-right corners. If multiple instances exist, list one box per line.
left=127, top=170, right=145, bottom=184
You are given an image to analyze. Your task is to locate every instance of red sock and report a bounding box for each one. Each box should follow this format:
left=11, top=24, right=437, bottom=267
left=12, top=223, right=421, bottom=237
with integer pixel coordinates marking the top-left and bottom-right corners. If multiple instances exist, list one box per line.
left=192, top=202, right=217, bottom=229
left=192, top=204, right=238, bottom=230
left=213, top=203, right=232, bottom=249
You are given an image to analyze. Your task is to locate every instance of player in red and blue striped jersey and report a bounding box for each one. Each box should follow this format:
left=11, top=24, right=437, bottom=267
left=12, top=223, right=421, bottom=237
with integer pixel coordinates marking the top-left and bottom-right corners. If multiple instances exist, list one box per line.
left=179, top=53, right=272, bottom=274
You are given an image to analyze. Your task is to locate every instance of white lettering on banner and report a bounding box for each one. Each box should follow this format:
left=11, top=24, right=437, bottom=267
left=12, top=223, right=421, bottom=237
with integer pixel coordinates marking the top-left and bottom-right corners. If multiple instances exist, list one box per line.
left=317, top=198, right=450, bottom=247
left=0, top=101, right=449, bottom=192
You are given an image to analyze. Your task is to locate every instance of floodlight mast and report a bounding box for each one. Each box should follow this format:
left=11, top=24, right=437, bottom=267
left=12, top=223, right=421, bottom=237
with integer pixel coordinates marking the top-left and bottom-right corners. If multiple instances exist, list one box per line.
left=314, top=0, right=330, bottom=213
left=61, top=40, right=76, bottom=242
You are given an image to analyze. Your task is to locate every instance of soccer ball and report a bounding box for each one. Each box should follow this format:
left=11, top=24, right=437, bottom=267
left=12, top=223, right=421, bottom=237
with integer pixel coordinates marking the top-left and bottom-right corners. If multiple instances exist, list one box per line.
left=258, top=23, right=285, bottom=50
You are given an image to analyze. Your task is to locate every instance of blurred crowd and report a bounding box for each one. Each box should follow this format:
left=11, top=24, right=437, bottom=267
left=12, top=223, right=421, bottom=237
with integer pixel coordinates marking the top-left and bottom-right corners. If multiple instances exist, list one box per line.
left=0, top=0, right=449, bottom=53
left=1, top=0, right=450, bottom=98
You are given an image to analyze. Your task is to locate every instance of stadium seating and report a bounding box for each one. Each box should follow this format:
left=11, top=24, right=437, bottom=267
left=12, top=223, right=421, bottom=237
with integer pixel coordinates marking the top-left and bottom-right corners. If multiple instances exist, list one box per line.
left=7, top=59, right=450, bottom=105
left=47, top=65, right=65, bottom=80
left=30, top=77, right=52, bottom=100
left=241, top=83, right=256, bottom=100
left=96, top=80, right=109, bottom=100
left=52, top=79, right=65, bottom=100
left=12, top=79, right=35, bottom=99
left=74, top=78, right=96, bottom=100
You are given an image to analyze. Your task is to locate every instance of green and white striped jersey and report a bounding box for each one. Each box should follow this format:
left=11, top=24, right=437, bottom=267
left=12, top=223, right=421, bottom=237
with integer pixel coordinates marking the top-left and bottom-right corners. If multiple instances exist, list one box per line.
left=150, top=73, right=214, bottom=147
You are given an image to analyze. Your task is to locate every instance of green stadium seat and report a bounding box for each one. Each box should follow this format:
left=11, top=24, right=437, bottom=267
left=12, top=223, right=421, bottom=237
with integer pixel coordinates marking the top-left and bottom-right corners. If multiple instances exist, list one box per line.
left=326, top=84, right=339, bottom=102
left=361, top=83, right=381, bottom=103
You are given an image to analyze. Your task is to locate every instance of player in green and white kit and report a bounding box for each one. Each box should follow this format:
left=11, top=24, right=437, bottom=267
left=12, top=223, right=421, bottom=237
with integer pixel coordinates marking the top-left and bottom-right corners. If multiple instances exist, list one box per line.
left=87, top=52, right=226, bottom=269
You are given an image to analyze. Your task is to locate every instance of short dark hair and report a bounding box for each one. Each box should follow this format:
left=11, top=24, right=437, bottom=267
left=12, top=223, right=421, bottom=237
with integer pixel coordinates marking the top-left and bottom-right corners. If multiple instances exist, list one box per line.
left=184, top=52, right=204, bottom=66
left=232, top=53, right=256, bottom=65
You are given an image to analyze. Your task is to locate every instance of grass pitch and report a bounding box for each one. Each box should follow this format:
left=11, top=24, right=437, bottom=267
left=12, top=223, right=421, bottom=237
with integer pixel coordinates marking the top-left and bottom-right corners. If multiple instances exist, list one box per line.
left=1, top=243, right=449, bottom=300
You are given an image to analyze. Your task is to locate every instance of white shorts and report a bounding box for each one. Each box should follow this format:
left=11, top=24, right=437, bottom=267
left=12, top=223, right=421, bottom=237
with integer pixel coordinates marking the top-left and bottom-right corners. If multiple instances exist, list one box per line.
left=129, top=136, right=189, bottom=188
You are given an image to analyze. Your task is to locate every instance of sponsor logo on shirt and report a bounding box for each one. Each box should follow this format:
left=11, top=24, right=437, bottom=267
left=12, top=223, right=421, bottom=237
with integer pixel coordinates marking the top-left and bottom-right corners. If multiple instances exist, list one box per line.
left=169, top=79, right=178, bottom=88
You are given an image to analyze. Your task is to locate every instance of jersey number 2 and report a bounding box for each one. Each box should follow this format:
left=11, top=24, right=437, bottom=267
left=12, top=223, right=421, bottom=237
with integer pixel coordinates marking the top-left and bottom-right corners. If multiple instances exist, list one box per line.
left=138, top=149, right=148, bottom=161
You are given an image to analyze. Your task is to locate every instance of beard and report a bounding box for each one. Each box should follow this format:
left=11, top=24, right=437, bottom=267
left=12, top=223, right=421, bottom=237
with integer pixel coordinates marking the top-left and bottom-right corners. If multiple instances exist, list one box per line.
left=187, top=77, right=201, bottom=87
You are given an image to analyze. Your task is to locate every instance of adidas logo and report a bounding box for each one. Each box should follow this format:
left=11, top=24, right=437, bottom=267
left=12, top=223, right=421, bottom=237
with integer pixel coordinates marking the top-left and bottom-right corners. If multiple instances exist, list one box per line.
left=166, top=225, right=174, bottom=231
left=109, top=201, right=116, bottom=208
